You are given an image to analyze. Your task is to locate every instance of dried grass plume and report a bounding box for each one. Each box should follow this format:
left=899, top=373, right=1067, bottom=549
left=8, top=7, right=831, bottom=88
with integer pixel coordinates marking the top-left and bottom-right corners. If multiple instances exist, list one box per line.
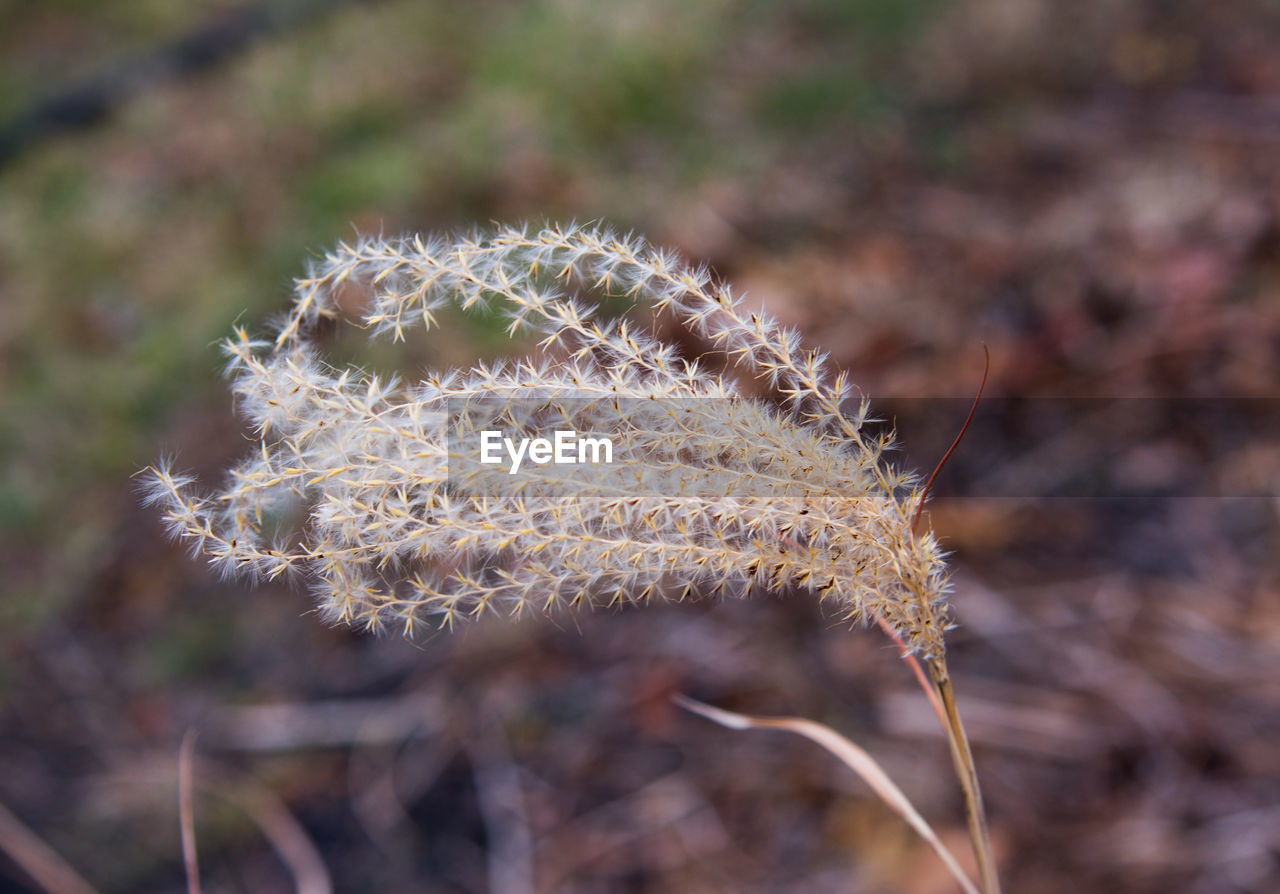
left=143, top=223, right=953, bottom=658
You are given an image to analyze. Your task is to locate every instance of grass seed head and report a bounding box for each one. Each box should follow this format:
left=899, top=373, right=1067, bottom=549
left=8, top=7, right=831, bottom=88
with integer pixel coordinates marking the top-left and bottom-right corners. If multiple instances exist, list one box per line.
left=145, top=223, right=953, bottom=657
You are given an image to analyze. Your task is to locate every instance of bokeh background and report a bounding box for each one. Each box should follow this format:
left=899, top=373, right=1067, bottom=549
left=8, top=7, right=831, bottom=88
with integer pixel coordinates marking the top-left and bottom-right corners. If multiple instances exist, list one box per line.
left=2, top=1, right=1279, bottom=892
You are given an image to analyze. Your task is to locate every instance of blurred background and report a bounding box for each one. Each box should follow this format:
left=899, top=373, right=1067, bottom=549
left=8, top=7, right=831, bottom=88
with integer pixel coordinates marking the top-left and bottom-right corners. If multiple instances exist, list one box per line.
left=1, top=0, right=1278, bottom=891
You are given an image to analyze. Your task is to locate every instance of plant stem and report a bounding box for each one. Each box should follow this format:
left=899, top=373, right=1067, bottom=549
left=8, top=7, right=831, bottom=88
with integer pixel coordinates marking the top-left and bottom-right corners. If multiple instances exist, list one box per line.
left=877, top=618, right=949, bottom=740
left=928, top=657, right=1001, bottom=894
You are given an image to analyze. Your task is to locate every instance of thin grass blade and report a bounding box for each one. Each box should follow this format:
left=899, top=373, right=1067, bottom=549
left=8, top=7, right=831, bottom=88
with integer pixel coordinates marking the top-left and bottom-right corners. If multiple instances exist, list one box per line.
left=672, top=693, right=981, bottom=894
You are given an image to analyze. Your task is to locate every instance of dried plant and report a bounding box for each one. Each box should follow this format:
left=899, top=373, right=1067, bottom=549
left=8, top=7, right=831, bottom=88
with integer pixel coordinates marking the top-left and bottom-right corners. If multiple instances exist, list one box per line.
left=144, top=223, right=1000, bottom=893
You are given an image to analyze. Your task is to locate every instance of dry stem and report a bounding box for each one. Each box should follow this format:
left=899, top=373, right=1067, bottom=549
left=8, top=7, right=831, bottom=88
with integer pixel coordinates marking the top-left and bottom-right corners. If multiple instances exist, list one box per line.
left=179, top=730, right=201, bottom=894
left=0, top=799, right=99, bottom=894
left=928, top=658, right=1001, bottom=894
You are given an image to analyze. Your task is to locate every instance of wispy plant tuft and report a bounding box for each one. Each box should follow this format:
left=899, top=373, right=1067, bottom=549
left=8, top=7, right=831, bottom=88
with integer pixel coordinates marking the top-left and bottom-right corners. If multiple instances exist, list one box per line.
left=144, top=223, right=1001, bottom=892
left=142, top=223, right=952, bottom=656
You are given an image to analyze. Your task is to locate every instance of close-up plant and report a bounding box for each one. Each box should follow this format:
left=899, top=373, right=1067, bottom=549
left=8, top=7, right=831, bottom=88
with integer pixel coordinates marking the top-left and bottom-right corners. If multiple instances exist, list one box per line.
left=4, top=2, right=1279, bottom=892
left=145, top=222, right=997, bottom=891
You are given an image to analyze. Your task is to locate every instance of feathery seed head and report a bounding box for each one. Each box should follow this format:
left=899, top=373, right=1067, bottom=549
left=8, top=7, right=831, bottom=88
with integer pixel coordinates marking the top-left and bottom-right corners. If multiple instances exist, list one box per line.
left=145, top=224, right=953, bottom=657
